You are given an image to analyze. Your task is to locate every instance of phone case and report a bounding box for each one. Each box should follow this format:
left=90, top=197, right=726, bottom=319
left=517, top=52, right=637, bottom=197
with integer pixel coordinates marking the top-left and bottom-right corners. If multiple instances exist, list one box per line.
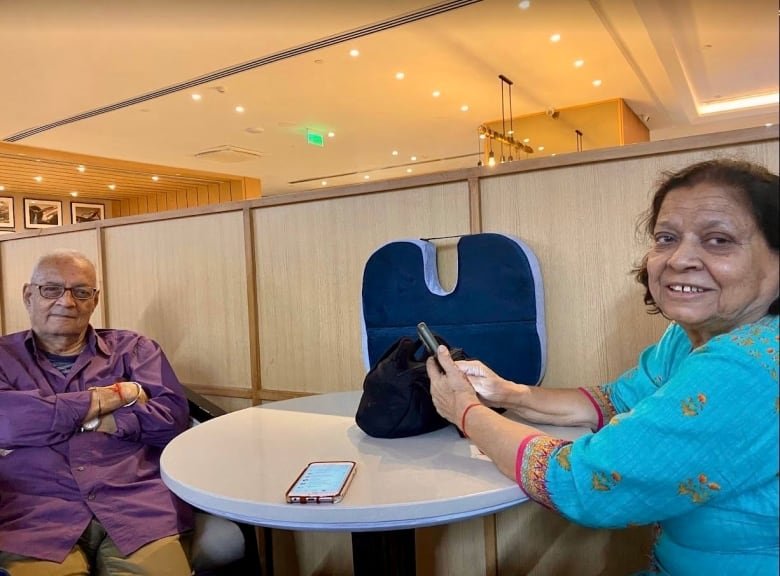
left=285, top=461, right=356, bottom=504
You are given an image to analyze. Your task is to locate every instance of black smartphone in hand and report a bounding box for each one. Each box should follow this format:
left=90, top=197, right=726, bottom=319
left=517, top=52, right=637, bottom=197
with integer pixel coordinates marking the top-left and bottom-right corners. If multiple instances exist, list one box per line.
left=417, top=322, right=447, bottom=371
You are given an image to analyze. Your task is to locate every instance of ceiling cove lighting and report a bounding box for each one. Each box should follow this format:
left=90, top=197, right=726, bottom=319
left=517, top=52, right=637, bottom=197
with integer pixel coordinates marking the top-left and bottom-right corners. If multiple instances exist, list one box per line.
left=697, top=92, right=779, bottom=115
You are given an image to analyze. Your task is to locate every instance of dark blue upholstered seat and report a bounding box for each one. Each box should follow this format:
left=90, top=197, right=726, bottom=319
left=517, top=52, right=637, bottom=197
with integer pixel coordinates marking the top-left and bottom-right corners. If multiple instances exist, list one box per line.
left=361, top=233, right=546, bottom=386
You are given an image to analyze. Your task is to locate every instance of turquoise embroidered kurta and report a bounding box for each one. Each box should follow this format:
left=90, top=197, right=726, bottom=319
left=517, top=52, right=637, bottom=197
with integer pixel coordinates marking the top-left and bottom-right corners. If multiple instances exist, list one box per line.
left=516, top=315, right=779, bottom=575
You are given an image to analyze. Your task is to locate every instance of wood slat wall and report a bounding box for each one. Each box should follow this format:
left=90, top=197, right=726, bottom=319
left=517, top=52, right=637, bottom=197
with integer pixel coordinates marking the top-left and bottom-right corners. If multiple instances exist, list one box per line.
left=1, top=127, right=777, bottom=576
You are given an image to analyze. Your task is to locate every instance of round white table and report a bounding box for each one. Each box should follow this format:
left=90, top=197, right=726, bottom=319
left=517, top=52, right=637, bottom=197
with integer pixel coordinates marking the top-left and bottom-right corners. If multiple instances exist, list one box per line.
left=161, top=391, right=587, bottom=574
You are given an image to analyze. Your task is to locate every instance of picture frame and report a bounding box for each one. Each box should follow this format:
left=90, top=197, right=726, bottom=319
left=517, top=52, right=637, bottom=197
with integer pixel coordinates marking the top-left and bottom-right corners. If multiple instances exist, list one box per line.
left=71, top=202, right=105, bottom=223
left=24, top=198, right=62, bottom=229
left=0, top=196, right=13, bottom=228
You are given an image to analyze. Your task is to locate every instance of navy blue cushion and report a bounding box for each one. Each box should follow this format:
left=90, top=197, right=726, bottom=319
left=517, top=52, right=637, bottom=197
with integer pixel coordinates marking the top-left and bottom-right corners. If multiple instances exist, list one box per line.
left=361, top=233, right=546, bottom=386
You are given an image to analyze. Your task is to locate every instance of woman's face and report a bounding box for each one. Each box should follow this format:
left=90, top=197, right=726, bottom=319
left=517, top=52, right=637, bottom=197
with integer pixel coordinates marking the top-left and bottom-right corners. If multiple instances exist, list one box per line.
left=646, top=182, right=779, bottom=346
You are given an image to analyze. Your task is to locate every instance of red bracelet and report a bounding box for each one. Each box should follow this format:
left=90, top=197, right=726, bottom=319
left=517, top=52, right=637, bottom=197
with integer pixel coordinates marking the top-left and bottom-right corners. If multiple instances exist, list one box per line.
left=460, top=402, right=482, bottom=438
left=111, top=382, right=125, bottom=402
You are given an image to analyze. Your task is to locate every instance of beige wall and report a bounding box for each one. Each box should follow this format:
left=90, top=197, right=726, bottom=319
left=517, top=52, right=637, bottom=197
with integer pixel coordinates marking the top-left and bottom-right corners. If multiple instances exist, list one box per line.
left=1, top=127, right=777, bottom=576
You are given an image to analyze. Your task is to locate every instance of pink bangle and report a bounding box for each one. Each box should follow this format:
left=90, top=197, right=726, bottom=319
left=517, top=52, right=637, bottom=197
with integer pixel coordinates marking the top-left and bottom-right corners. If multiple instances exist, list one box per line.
left=460, top=402, right=482, bottom=438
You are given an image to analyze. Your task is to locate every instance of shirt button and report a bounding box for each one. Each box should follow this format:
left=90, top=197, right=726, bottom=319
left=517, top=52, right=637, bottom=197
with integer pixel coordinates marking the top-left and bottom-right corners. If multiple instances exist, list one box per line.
left=77, top=466, right=85, bottom=471
left=88, top=493, right=96, bottom=501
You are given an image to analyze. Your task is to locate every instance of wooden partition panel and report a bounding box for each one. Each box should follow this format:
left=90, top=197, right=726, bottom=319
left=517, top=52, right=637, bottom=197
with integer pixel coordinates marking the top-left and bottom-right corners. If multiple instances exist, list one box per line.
left=253, top=183, right=471, bottom=396
left=0, top=231, right=104, bottom=334
left=102, top=212, right=252, bottom=394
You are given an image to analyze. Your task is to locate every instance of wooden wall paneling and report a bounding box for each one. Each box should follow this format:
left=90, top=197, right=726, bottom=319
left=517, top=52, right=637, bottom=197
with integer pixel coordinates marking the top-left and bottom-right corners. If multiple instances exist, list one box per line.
left=481, top=160, right=666, bottom=391
left=176, top=189, right=187, bottom=208
left=155, top=193, right=167, bottom=211
left=243, top=177, right=261, bottom=199
left=494, top=504, right=653, bottom=575
left=184, top=188, right=196, bottom=208
left=137, top=195, right=149, bottom=214
left=146, top=194, right=158, bottom=213
left=102, top=212, right=252, bottom=394
left=468, top=176, right=482, bottom=234
left=120, top=198, right=130, bottom=217
left=242, top=207, right=262, bottom=404
left=197, top=185, right=209, bottom=206
left=252, top=182, right=471, bottom=396
left=416, top=517, right=492, bottom=576
left=208, top=184, right=221, bottom=204
left=270, top=531, right=353, bottom=576
left=0, top=231, right=105, bottom=334
left=128, top=197, right=140, bottom=216
left=219, top=182, right=232, bottom=203
left=167, top=190, right=178, bottom=210
left=231, top=180, right=244, bottom=201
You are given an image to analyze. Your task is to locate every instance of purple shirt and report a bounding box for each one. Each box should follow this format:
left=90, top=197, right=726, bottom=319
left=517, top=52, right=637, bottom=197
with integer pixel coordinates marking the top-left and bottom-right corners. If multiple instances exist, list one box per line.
left=0, top=327, right=193, bottom=562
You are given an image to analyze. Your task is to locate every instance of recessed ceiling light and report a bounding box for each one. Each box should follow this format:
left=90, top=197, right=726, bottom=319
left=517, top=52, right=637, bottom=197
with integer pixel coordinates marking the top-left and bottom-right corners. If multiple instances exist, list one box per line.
left=410, top=156, right=417, bottom=161
left=432, top=90, right=441, bottom=98
left=327, top=131, right=335, bottom=138
left=391, top=150, right=399, bottom=156
left=0, top=185, right=5, bottom=191
left=406, top=168, right=413, bottom=173
left=349, top=49, right=359, bottom=57
left=592, top=79, right=602, bottom=87
left=235, top=105, right=245, bottom=113
left=523, top=138, right=530, bottom=143
left=537, top=146, right=545, bottom=151
left=479, top=134, right=486, bottom=139
left=766, top=123, right=774, bottom=127
left=70, top=191, right=79, bottom=197
left=77, top=165, right=86, bottom=173
left=460, top=104, right=469, bottom=112
left=364, top=175, right=370, bottom=180
left=108, top=184, right=116, bottom=190
left=191, top=94, right=202, bottom=101
left=574, top=59, right=584, bottom=68
left=551, top=153, right=557, bottom=157
left=34, top=176, right=43, bottom=182
left=321, top=181, right=328, bottom=186
left=518, top=0, right=531, bottom=9
left=550, top=33, right=561, bottom=43
left=395, top=72, right=405, bottom=80
left=151, top=175, right=159, bottom=182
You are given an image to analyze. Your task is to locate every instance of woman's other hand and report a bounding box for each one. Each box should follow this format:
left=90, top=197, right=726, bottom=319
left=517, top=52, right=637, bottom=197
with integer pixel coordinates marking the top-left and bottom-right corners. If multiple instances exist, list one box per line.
left=426, top=345, right=480, bottom=425
left=456, top=360, right=517, bottom=407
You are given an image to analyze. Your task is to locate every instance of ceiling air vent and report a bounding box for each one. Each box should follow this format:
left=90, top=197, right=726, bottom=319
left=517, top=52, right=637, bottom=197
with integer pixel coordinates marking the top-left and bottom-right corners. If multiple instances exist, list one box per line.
left=194, top=145, right=263, bottom=163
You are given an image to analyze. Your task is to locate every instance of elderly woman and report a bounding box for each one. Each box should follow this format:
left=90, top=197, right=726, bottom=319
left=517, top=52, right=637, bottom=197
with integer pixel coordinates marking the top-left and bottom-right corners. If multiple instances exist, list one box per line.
left=427, top=159, right=779, bottom=575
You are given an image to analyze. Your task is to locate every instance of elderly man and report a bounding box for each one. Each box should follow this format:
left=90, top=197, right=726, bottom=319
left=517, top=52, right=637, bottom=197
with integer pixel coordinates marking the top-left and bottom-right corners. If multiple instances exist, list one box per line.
left=0, top=249, right=193, bottom=575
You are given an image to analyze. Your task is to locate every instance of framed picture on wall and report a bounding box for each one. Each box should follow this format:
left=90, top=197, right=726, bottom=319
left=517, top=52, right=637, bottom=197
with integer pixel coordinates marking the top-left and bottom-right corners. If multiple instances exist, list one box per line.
left=71, top=202, right=105, bottom=223
left=24, top=198, right=62, bottom=229
left=0, top=196, right=14, bottom=228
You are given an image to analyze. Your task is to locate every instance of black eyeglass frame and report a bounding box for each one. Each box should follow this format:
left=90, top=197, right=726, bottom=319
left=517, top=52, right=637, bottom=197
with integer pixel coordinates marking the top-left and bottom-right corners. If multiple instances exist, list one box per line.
left=30, top=283, right=99, bottom=300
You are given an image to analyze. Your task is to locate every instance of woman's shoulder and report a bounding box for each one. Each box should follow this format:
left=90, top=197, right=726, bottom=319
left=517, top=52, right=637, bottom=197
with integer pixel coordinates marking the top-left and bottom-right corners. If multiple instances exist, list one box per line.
left=703, top=315, right=779, bottom=379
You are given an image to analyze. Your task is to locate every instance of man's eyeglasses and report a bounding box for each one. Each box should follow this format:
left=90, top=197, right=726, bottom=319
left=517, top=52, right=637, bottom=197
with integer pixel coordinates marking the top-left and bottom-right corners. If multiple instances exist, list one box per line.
left=31, top=284, right=98, bottom=300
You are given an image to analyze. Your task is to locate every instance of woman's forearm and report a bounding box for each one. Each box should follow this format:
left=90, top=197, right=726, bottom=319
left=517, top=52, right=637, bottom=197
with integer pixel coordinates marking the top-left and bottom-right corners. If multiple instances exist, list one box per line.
left=501, top=386, right=599, bottom=429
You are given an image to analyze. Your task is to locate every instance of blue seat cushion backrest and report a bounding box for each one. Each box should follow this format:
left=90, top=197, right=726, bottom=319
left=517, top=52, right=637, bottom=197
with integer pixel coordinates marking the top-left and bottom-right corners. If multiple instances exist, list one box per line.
left=361, top=233, right=546, bottom=385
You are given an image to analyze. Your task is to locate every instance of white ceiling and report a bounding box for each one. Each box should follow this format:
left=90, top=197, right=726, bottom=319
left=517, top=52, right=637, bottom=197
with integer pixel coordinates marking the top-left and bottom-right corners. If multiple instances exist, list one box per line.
left=1, top=0, right=777, bottom=196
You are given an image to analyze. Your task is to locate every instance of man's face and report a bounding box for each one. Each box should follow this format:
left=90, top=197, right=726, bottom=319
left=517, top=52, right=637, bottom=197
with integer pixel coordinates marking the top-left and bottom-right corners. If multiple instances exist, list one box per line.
left=23, top=257, right=99, bottom=345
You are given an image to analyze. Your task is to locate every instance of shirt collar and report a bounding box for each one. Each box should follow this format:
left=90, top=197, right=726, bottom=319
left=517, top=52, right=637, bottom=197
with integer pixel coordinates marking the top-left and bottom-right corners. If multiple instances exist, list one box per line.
left=23, top=325, right=109, bottom=357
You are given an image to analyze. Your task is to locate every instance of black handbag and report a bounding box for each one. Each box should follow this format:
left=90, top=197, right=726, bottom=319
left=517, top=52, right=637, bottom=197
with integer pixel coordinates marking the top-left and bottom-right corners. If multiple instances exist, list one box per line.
left=355, top=334, right=467, bottom=438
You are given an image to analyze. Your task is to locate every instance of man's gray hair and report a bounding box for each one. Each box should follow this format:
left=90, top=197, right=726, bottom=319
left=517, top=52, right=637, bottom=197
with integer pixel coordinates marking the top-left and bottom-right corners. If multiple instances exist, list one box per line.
left=30, top=249, right=96, bottom=283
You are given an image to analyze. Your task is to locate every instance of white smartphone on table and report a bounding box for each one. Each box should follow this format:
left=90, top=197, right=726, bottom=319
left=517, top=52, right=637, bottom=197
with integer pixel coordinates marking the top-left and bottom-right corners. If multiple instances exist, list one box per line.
left=285, top=460, right=356, bottom=504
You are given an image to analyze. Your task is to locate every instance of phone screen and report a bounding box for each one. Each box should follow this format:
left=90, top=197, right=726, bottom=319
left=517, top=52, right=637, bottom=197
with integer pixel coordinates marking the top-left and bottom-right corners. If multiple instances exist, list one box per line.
left=286, top=461, right=356, bottom=504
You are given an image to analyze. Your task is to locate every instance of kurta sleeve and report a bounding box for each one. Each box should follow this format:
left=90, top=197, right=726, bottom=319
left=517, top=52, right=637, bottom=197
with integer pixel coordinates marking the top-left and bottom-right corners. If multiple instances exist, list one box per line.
left=579, top=322, right=692, bottom=428
left=517, top=318, right=779, bottom=529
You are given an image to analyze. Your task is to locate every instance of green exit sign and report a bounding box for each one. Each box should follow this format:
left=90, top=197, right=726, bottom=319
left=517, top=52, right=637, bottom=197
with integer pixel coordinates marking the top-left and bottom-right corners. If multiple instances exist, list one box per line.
left=307, top=130, right=324, bottom=147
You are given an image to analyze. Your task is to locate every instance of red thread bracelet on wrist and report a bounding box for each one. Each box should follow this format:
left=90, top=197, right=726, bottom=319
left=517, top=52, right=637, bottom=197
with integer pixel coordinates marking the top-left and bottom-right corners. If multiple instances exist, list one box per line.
left=460, top=402, right=482, bottom=438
